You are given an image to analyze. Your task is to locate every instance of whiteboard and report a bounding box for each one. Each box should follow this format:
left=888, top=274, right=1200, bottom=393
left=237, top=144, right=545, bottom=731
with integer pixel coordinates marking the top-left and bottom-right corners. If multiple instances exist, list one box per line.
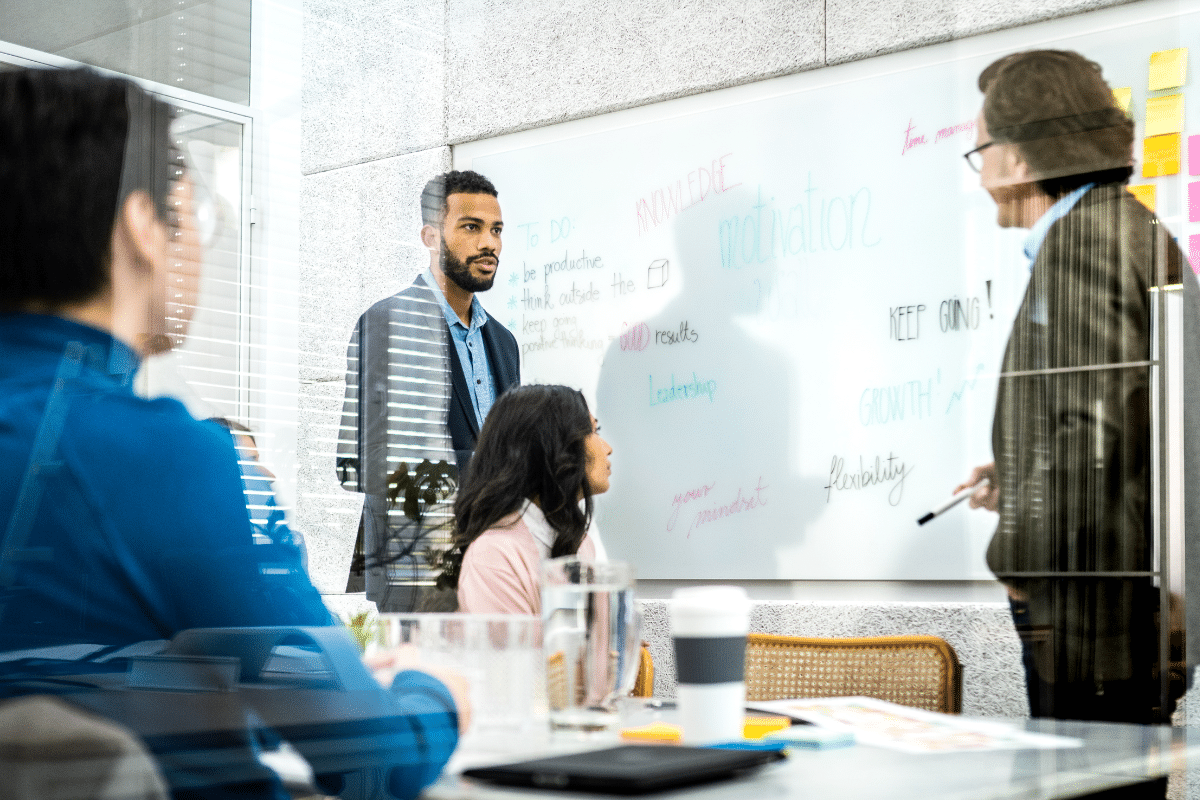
left=456, top=0, right=1199, bottom=580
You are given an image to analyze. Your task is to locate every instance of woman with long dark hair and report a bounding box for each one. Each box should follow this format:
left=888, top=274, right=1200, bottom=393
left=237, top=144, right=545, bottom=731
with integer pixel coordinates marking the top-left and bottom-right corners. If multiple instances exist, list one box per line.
left=441, top=384, right=612, bottom=614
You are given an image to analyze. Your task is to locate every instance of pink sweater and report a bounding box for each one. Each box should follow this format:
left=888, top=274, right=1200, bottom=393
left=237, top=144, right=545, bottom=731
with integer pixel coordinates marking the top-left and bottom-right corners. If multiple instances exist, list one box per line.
left=457, top=511, right=596, bottom=615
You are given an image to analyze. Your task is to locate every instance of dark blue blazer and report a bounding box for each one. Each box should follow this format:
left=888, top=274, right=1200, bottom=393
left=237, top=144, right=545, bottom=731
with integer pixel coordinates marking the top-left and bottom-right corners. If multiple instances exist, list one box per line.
left=444, top=300, right=521, bottom=474
left=338, top=274, right=519, bottom=488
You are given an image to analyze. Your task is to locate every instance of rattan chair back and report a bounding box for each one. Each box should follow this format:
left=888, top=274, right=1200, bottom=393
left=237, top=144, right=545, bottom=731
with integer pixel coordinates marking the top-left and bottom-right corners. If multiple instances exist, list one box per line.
left=547, top=643, right=655, bottom=705
left=745, top=634, right=962, bottom=713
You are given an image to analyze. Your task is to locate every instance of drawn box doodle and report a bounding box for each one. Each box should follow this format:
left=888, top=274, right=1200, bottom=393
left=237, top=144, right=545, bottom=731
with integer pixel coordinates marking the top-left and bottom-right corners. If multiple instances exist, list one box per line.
left=647, top=259, right=669, bottom=289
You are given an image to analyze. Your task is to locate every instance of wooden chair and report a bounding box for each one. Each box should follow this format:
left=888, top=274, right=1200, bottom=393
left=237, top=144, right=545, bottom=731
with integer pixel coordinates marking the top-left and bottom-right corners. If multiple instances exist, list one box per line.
left=744, top=634, right=962, bottom=713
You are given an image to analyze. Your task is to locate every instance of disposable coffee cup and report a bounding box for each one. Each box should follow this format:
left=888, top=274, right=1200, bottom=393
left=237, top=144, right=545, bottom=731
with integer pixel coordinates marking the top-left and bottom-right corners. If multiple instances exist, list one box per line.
left=669, top=586, right=751, bottom=744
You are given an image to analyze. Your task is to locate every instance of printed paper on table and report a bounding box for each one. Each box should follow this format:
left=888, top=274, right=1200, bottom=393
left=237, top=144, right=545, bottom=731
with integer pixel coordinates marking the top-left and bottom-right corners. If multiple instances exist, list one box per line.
left=745, top=696, right=1081, bottom=754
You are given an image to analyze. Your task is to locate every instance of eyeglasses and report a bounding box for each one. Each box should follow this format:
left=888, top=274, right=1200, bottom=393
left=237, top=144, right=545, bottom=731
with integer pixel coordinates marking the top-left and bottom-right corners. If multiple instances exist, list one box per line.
left=963, top=141, right=995, bottom=173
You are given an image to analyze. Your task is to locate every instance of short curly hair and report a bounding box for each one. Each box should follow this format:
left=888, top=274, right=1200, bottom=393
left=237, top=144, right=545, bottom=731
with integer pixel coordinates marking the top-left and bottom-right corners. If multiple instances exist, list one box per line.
left=979, top=50, right=1133, bottom=197
left=419, top=170, right=498, bottom=228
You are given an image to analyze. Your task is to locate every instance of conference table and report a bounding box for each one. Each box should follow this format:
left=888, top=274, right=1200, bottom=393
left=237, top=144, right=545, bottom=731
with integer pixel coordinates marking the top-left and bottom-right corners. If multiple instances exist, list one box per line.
left=423, top=701, right=1200, bottom=800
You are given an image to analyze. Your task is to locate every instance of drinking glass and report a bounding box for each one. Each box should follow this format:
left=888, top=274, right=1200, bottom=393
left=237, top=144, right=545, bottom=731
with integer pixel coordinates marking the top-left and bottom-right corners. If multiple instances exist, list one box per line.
left=541, top=557, right=639, bottom=733
left=372, top=613, right=544, bottom=736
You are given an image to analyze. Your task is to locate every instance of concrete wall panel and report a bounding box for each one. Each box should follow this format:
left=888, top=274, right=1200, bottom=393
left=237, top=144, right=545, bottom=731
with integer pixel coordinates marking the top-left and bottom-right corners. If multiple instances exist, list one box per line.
left=303, top=0, right=445, bottom=174
left=827, top=0, right=1137, bottom=64
left=445, top=0, right=825, bottom=143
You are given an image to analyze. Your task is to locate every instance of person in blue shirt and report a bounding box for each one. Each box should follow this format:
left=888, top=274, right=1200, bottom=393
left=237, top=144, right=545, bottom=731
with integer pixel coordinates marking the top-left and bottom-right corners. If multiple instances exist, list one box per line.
left=0, top=66, right=463, bottom=798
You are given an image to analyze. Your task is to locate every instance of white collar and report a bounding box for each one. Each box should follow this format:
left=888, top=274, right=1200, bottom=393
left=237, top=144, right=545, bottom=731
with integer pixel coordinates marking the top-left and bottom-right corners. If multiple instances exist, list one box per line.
left=520, top=499, right=555, bottom=558
left=521, top=499, right=604, bottom=560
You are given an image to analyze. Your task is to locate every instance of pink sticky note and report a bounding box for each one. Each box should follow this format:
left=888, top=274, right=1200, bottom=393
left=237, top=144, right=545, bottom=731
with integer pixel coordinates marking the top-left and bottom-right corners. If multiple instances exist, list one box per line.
left=1191, top=235, right=1200, bottom=275
left=1192, top=182, right=1200, bottom=222
left=1191, top=135, right=1200, bottom=175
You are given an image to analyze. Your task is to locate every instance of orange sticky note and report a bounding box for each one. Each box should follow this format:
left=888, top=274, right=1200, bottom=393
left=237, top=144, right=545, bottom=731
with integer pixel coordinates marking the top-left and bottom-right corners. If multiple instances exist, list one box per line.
left=1113, top=87, right=1133, bottom=114
left=1143, top=133, right=1181, bottom=177
left=1128, top=184, right=1157, bottom=211
left=1145, top=94, right=1184, bottom=136
left=1149, top=48, right=1188, bottom=91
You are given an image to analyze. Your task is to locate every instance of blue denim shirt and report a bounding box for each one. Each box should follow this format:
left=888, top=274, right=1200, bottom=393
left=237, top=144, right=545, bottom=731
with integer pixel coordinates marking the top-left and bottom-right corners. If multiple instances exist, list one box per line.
left=425, top=269, right=496, bottom=429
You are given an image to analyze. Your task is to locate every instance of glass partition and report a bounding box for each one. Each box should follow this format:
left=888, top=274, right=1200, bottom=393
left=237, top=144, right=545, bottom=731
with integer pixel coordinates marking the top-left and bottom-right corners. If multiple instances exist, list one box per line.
left=0, top=0, right=251, bottom=104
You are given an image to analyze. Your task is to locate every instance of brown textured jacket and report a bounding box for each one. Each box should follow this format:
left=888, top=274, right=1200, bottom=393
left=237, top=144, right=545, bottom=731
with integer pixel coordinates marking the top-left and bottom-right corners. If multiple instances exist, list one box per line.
left=986, top=183, right=1183, bottom=686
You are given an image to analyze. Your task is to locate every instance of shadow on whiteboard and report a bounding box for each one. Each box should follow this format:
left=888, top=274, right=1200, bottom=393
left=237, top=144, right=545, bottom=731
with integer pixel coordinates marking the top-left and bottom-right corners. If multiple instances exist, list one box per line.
left=596, top=185, right=828, bottom=578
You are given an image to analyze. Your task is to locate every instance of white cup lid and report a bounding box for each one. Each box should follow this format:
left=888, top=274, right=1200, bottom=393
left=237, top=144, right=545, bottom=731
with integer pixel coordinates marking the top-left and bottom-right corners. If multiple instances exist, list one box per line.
left=670, top=586, right=751, bottom=636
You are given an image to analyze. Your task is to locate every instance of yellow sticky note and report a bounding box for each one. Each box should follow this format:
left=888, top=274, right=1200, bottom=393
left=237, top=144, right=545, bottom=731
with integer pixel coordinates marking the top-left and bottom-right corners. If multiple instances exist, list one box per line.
left=744, top=716, right=792, bottom=739
left=1145, top=94, right=1185, bottom=136
left=1149, top=48, right=1188, bottom=91
left=621, top=722, right=681, bottom=742
left=1113, top=87, right=1133, bottom=114
left=1128, top=184, right=1157, bottom=211
left=1144, top=133, right=1182, bottom=177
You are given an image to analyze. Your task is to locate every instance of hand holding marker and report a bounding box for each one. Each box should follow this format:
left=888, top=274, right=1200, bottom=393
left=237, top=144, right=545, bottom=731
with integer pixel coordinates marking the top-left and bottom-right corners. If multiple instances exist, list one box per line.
left=917, top=479, right=991, bottom=525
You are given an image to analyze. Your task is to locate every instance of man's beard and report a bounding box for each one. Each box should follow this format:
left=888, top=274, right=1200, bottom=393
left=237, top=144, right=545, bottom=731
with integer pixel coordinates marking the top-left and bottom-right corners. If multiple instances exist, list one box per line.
left=442, top=243, right=497, bottom=293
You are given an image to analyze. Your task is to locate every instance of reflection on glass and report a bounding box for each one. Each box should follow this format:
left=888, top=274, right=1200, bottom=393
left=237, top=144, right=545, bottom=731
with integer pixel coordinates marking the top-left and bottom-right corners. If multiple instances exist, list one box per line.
left=158, top=110, right=245, bottom=413
left=0, top=0, right=251, bottom=104
left=964, top=49, right=1193, bottom=726
left=338, top=281, right=458, bottom=611
left=338, top=172, right=517, bottom=612
left=0, top=67, right=458, bottom=800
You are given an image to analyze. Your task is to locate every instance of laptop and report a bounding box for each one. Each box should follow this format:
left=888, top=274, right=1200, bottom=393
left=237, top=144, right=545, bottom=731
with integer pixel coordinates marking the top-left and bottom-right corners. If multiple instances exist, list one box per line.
left=462, top=743, right=786, bottom=795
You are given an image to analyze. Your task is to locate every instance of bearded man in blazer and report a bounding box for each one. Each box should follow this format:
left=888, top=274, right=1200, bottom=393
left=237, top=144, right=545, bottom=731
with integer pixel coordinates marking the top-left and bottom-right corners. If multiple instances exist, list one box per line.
left=338, top=170, right=519, bottom=610
left=956, top=50, right=1198, bottom=727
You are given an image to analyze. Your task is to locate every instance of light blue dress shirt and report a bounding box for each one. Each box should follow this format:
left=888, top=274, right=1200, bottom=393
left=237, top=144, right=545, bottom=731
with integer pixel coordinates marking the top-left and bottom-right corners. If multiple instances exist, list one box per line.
left=424, top=269, right=496, bottom=429
left=1022, top=183, right=1095, bottom=265
left=1021, top=183, right=1094, bottom=324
